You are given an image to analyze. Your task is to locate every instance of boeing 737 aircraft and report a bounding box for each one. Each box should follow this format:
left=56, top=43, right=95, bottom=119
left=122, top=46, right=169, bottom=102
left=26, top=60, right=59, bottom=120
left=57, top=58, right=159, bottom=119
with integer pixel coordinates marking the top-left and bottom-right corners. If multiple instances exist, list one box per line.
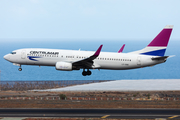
left=4, top=25, right=173, bottom=76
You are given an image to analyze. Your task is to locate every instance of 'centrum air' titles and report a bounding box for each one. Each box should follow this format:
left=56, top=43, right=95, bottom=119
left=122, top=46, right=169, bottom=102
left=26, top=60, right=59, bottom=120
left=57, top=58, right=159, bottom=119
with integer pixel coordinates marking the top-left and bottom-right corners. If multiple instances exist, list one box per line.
left=30, top=51, right=59, bottom=55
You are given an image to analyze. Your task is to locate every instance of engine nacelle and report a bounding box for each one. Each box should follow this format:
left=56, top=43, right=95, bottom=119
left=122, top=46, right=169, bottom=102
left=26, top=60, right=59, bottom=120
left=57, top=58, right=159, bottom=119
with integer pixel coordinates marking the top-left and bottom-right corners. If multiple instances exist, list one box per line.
left=55, top=62, right=72, bottom=71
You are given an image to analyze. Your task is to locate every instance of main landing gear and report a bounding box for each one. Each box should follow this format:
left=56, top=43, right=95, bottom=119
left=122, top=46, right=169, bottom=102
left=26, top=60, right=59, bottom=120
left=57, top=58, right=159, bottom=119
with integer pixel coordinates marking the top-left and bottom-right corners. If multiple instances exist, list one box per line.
left=82, top=69, right=92, bottom=76
left=18, top=65, right=22, bottom=71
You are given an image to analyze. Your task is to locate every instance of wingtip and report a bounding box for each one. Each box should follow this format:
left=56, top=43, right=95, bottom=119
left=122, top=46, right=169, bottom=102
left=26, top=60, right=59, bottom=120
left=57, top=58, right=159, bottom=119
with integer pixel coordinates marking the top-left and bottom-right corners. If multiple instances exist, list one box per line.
left=94, top=45, right=103, bottom=56
left=118, top=44, right=125, bottom=53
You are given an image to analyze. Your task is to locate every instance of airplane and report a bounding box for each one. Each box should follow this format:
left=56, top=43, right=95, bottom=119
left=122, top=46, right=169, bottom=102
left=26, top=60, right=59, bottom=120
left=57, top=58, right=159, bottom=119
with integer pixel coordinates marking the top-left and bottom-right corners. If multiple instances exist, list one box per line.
left=4, top=25, right=173, bottom=76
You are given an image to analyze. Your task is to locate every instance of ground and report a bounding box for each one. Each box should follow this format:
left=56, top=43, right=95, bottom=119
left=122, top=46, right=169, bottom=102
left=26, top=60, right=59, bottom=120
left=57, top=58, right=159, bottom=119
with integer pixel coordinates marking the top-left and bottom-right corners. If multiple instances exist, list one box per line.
left=0, top=90, right=180, bottom=108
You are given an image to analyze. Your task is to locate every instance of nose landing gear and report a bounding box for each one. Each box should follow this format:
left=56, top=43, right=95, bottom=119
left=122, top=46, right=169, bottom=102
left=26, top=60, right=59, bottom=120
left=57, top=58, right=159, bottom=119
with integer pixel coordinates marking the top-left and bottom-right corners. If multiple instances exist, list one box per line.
left=18, top=68, right=22, bottom=71
left=82, top=69, right=92, bottom=76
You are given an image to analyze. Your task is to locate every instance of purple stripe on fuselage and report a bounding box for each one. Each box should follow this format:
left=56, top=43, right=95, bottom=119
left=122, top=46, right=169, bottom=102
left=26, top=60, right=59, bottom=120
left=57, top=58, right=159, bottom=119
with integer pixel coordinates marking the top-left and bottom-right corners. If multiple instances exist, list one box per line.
left=148, top=29, right=172, bottom=47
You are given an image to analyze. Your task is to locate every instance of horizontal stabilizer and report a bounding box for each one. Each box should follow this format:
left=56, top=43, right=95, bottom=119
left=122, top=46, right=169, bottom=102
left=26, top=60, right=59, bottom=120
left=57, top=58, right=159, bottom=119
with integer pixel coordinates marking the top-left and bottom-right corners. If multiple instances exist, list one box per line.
left=151, top=56, right=169, bottom=60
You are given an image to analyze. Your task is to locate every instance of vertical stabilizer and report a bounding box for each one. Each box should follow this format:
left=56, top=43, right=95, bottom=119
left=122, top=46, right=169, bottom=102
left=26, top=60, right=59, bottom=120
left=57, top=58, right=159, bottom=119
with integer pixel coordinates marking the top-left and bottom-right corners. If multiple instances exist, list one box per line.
left=129, top=25, right=173, bottom=56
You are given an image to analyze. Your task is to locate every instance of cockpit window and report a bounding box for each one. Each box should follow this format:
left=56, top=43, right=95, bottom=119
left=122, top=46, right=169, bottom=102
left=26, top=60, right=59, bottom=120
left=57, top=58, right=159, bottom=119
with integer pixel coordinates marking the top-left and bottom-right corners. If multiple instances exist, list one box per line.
left=11, top=52, right=16, bottom=54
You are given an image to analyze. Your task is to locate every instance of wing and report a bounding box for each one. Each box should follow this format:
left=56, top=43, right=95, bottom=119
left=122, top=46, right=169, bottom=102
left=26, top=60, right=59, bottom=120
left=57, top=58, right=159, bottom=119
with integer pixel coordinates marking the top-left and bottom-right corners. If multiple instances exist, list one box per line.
left=72, top=45, right=103, bottom=69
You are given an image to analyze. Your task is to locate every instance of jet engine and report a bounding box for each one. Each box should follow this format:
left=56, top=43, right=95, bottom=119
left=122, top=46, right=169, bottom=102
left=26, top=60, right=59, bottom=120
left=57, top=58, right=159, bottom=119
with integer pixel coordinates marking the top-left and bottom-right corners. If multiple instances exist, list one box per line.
left=55, top=62, right=72, bottom=71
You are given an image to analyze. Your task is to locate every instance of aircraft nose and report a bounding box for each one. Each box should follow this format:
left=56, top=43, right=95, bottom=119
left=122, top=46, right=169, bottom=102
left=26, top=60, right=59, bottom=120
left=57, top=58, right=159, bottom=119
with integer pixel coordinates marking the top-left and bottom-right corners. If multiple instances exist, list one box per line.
left=4, top=54, right=10, bottom=61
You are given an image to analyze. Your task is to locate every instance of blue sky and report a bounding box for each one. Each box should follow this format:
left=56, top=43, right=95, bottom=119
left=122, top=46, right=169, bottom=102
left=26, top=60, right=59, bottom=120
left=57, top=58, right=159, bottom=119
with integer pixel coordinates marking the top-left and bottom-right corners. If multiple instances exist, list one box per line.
left=0, top=0, right=180, bottom=41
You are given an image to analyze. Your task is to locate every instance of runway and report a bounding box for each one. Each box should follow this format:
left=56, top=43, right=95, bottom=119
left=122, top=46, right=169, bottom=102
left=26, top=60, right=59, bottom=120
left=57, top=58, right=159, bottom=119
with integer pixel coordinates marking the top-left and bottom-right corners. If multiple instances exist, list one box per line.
left=0, top=108, right=180, bottom=119
left=38, top=79, right=180, bottom=91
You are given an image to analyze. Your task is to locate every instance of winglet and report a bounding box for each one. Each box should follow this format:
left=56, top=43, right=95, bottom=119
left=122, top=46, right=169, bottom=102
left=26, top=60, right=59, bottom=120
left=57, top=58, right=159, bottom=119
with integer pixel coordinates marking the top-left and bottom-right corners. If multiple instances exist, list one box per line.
left=93, top=45, right=103, bottom=56
left=118, top=44, right=125, bottom=53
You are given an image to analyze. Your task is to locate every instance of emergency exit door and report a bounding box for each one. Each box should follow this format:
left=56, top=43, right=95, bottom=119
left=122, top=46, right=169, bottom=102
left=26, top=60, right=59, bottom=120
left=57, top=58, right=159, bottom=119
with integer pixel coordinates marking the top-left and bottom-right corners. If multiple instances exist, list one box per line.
left=137, top=56, right=141, bottom=65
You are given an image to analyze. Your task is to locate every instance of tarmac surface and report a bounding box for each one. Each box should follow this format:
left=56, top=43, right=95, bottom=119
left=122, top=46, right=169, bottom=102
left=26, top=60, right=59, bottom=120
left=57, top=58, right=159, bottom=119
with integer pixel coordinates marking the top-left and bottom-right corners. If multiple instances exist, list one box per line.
left=0, top=108, right=180, bottom=119
left=38, top=79, right=180, bottom=91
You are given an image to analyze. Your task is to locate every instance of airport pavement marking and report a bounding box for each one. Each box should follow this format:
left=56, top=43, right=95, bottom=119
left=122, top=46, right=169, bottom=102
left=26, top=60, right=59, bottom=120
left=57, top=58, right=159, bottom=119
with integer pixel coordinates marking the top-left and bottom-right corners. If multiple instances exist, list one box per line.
left=101, top=115, right=110, bottom=118
left=168, top=115, right=178, bottom=119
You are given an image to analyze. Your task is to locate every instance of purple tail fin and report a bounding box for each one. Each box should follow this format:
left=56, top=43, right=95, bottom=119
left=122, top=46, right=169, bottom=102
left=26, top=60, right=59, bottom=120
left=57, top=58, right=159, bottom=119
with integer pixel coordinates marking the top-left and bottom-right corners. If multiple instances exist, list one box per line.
left=148, top=25, right=173, bottom=47
left=129, top=25, right=173, bottom=56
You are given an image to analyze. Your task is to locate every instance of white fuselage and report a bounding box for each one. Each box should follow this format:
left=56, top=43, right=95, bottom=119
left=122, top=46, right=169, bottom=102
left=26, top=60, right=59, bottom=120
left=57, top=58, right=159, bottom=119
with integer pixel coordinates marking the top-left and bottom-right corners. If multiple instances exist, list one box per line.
left=3, top=25, right=173, bottom=76
left=4, top=48, right=165, bottom=70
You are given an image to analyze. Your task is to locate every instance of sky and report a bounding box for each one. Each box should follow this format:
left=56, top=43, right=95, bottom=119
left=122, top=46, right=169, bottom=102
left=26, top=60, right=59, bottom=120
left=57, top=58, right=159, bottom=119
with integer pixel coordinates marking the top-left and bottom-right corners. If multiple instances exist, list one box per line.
left=0, top=0, right=180, bottom=41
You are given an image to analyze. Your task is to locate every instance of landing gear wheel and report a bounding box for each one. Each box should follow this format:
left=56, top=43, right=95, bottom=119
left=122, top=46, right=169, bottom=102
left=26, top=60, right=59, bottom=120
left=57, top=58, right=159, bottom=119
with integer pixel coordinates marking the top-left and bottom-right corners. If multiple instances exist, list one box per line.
left=87, top=70, right=92, bottom=76
left=82, top=71, right=86, bottom=76
left=82, top=69, right=92, bottom=76
left=18, top=68, right=22, bottom=71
